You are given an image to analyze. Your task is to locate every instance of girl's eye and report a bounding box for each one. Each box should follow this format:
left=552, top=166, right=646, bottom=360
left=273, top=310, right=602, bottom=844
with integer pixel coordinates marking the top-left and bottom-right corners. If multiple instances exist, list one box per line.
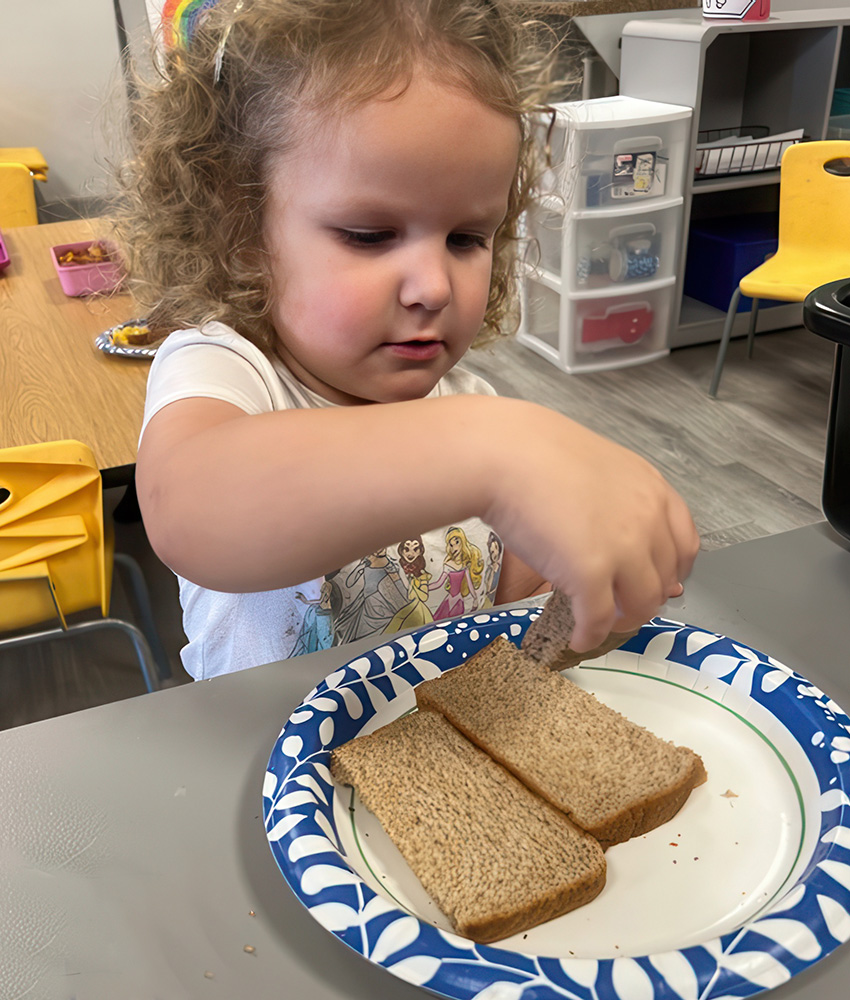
left=448, top=233, right=489, bottom=250
left=338, top=230, right=394, bottom=247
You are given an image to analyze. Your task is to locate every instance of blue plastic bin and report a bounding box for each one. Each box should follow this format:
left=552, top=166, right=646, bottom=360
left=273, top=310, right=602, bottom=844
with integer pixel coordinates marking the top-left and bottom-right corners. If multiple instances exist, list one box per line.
left=684, top=213, right=780, bottom=313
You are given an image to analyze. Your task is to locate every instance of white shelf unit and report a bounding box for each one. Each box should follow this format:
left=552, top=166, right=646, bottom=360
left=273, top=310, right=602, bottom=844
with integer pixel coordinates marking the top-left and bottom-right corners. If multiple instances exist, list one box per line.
left=517, top=96, right=692, bottom=374
left=619, top=8, right=850, bottom=348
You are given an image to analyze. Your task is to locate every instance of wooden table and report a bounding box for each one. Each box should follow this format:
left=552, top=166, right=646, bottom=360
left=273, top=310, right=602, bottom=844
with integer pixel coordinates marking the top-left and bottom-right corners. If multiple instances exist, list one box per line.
left=0, top=219, right=147, bottom=485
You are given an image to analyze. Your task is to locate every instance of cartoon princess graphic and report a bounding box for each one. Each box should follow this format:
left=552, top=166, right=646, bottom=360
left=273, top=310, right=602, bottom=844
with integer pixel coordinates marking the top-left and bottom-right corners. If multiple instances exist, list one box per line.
left=332, top=547, right=409, bottom=645
left=289, top=579, right=337, bottom=656
left=481, top=531, right=504, bottom=608
left=387, top=536, right=434, bottom=633
left=429, top=526, right=484, bottom=620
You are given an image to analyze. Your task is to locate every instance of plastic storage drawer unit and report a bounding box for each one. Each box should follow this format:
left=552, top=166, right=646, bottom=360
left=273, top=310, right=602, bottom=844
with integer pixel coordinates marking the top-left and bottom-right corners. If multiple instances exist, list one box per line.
left=518, top=96, right=691, bottom=374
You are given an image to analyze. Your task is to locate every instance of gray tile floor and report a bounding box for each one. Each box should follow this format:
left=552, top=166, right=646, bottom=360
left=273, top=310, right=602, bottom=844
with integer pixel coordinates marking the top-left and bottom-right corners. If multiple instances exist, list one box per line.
left=0, top=324, right=834, bottom=731
left=463, top=324, right=832, bottom=550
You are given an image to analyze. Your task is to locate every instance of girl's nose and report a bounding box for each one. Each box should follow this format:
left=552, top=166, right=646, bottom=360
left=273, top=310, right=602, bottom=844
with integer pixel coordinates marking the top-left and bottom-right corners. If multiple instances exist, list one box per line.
left=399, top=244, right=452, bottom=311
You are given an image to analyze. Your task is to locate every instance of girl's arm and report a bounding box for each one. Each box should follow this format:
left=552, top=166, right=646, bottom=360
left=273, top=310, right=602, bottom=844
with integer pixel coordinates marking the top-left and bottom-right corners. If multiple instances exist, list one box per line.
left=138, top=394, right=491, bottom=592
left=136, top=393, right=698, bottom=651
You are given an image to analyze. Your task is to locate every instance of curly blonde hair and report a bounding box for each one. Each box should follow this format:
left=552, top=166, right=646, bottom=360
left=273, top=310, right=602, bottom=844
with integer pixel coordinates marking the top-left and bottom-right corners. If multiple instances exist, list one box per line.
left=109, top=0, right=559, bottom=352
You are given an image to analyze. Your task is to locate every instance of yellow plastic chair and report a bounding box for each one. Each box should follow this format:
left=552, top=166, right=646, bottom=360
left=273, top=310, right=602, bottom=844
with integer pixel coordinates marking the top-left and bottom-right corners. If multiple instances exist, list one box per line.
left=0, top=147, right=48, bottom=182
left=0, top=440, right=170, bottom=692
left=708, top=140, right=850, bottom=397
left=0, top=162, right=38, bottom=227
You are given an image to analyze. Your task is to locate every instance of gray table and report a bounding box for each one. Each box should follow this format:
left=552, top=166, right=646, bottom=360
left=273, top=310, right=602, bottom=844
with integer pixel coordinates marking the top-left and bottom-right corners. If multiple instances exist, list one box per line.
left=3, top=522, right=850, bottom=1000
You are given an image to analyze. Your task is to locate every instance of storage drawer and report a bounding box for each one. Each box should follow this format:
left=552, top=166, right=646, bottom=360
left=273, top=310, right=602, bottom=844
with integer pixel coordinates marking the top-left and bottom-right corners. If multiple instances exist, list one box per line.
left=536, top=97, right=690, bottom=210
left=518, top=276, right=674, bottom=373
left=573, top=287, right=673, bottom=357
left=571, top=207, right=680, bottom=293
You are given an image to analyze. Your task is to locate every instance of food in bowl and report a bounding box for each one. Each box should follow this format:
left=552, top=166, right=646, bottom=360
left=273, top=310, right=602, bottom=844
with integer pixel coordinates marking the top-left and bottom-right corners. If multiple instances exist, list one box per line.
left=51, top=240, right=124, bottom=296
left=56, top=243, right=114, bottom=267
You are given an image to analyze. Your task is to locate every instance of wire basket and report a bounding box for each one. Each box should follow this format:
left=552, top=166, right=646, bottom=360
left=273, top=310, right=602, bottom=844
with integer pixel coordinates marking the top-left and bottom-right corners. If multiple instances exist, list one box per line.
left=694, top=126, right=803, bottom=179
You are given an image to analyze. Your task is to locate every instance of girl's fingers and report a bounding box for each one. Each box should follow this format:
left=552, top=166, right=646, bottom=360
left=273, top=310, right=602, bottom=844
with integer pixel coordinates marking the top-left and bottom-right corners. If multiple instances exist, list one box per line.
left=670, top=492, right=701, bottom=581
left=611, top=560, right=668, bottom=635
left=565, top=578, right=619, bottom=652
left=561, top=497, right=698, bottom=649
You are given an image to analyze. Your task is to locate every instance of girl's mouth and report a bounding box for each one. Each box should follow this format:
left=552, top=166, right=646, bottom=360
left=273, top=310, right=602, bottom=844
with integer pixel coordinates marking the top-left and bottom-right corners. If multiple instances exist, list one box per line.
left=385, top=340, right=444, bottom=361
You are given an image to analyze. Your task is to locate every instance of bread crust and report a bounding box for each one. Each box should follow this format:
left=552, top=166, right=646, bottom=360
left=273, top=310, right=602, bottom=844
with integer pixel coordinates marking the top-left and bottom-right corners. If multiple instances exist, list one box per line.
left=330, top=709, right=606, bottom=942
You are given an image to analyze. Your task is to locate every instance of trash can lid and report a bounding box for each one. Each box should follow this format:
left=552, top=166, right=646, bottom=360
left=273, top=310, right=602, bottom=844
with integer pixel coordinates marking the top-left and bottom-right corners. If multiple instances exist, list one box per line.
left=803, top=277, right=850, bottom=345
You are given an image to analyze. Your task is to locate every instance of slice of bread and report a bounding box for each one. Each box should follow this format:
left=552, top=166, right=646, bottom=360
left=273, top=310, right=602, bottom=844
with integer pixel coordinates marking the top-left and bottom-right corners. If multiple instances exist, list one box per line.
left=416, top=636, right=706, bottom=849
left=521, top=589, right=642, bottom=671
left=330, top=708, right=606, bottom=943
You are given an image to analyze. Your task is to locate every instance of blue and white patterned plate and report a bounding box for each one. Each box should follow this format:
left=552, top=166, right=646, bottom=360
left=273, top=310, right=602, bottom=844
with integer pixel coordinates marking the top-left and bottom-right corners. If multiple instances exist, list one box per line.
left=263, top=610, right=850, bottom=1000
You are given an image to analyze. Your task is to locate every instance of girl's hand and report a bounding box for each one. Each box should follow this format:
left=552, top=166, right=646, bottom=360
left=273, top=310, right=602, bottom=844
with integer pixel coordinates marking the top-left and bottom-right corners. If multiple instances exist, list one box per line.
left=482, top=400, right=699, bottom=652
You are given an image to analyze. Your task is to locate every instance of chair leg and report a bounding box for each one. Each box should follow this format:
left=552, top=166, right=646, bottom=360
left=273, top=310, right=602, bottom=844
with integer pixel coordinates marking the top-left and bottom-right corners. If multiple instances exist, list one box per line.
left=114, top=552, right=173, bottom=681
left=0, top=618, right=160, bottom=693
left=101, top=618, right=160, bottom=693
left=709, top=287, right=743, bottom=397
left=746, top=298, right=760, bottom=359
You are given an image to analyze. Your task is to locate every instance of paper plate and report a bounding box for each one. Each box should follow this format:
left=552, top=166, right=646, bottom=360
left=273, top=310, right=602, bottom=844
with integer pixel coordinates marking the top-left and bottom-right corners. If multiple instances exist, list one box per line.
left=94, top=319, right=158, bottom=359
left=263, top=610, right=850, bottom=1000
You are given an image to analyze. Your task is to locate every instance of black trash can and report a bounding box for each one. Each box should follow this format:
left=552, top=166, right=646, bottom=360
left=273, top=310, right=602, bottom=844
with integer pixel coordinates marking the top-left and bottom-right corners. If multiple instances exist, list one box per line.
left=803, top=277, right=850, bottom=542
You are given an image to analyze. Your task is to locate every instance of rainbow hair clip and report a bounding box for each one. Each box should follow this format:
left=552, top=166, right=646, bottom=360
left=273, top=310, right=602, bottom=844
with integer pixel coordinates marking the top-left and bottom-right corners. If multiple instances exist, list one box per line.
left=160, top=0, right=222, bottom=49
left=159, top=0, right=244, bottom=82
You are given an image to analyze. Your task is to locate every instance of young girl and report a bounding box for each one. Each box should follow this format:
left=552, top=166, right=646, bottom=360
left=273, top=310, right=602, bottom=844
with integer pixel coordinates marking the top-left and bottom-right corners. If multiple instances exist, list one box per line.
left=117, top=0, right=699, bottom=679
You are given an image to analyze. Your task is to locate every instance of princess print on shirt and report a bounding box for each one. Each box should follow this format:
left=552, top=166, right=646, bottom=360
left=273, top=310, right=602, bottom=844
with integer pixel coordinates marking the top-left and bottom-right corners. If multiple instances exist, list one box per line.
left=429, top=525, right=484, bottom=620
left=332, top=548, right=409, bottom=645
left=387, top=536, right=434, bottom=633
left=289, top=580, right=337, bottom=656
left=481, top=530, right=503, bottom=608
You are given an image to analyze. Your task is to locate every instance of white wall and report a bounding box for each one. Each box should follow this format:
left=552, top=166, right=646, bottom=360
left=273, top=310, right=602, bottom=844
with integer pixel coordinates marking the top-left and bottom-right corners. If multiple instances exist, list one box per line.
left=0, top=0, right=843, bottom=218
left=0, top=0, right=150, bottom=217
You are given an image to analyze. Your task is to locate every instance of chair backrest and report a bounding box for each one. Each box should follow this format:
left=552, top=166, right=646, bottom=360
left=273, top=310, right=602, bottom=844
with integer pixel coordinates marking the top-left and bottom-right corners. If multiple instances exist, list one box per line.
left=0, top=440, right=108, bottom=631
left=777, top=140, right=850, bottom=259
left=0, top=147, right=48, bottom=182
left=0, top=162, right=38, bottom=227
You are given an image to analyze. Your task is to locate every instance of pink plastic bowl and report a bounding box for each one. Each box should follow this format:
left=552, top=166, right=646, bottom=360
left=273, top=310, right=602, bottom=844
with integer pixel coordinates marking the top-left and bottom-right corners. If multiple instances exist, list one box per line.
left=0, top=230, right=9, bottom=271
left=51, top=240, right=124, bottom=296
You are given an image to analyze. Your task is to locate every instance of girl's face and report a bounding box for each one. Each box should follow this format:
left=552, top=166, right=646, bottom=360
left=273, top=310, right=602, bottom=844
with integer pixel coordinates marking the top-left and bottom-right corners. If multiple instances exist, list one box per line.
left=264, top=73, right=520, bottom=405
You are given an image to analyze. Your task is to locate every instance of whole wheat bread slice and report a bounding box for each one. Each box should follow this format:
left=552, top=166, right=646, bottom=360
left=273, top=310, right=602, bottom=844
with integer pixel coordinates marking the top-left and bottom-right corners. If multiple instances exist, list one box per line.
left=416, top=636, right=706, bottom=849
left=521, top=589, right=643, bottom=671
left=330, top=708, right=606, bottom=942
